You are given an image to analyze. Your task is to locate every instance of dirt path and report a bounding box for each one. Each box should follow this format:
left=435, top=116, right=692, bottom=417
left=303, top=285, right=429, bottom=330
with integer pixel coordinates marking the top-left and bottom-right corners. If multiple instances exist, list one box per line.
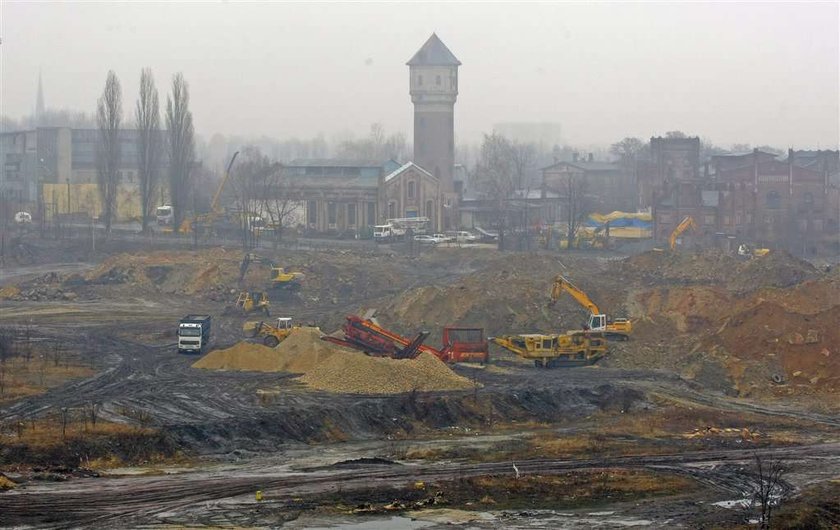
left=2, top=443, right=836, bottom=528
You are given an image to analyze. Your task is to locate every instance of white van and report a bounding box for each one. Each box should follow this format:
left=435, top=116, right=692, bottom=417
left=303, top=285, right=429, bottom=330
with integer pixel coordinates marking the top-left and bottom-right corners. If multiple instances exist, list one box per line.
left=156, top=205, right=174, bottom=225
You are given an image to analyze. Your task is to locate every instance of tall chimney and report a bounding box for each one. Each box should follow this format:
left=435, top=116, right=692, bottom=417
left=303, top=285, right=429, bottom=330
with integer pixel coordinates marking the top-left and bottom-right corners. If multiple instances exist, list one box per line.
left=588, top=153, right=594, bottom=162
left=572, top=152, right=579, bottom=163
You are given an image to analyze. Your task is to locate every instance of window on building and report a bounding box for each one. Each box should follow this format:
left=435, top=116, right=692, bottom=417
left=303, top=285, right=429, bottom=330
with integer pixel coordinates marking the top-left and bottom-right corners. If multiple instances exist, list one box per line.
left=417, top=75, right=423, bottom=86
left=803, top=192, right=814, bottom=208
left=766, top=190, right=781, bottom=209
left=435, top=75, right=441, bottom=86
left=307, top=200, right=317, bottom=225
left=408, top=181, right=416, bottom=199
left=388, top=202, right=396, bottom=219
left=367, top=202, right=376, bottom=226
left=328, top=202, right=337, bottom=225
left=347, top=203, right=356, bottom=226
left=426, top=200, right=433, bottom=219
left=705, top=215, right=715, bottom=225
left=826, top=218, right=838, bottom=233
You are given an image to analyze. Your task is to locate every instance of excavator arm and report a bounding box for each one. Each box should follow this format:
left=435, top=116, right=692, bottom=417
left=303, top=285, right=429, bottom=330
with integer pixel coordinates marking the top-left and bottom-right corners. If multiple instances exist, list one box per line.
left=669, top=216, right=698, bottom=251
left=210, top=151, right=240, bottom=216
left=549, top=275, right=600, bottom=315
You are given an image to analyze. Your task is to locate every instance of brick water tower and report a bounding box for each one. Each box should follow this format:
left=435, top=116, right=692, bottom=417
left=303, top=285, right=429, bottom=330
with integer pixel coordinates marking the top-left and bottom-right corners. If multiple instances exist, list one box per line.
left=407, top=33, right=460, bottom=194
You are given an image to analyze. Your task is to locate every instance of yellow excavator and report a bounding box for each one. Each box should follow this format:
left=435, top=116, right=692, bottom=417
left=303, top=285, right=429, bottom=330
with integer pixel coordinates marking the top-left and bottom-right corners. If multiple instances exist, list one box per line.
left=669, top=215, right=698, bottom=251
left=550, top=275, right=632, bottom=341
left=238, top=253, right=305, bottom=291
left=490, top=331, right=608, bottom=368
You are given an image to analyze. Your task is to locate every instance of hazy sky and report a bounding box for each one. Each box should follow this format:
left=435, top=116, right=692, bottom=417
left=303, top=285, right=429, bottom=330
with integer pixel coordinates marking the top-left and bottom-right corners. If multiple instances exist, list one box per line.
left=1, top=2, right=838, bottom=148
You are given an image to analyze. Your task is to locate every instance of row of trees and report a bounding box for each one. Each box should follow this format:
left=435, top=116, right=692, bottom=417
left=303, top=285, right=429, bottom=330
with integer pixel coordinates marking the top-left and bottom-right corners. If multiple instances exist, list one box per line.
left=94, top=69, right=195, bottom=234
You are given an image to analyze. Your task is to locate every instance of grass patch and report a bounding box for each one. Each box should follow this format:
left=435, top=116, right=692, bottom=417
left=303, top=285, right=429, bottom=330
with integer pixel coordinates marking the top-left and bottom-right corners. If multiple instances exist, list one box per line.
left=0, top=417, right=179, bottom=471
left=0, top=356, right=94, bottom=404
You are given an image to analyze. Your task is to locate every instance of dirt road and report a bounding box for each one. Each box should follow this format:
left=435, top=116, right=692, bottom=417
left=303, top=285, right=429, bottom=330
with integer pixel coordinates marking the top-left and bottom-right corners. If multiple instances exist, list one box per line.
left=2, top=443, right=836, bottom=528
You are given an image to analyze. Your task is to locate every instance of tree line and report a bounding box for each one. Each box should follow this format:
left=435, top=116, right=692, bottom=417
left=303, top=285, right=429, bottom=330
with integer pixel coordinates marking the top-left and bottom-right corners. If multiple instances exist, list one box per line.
left=94, top=69, right=195, bottom=234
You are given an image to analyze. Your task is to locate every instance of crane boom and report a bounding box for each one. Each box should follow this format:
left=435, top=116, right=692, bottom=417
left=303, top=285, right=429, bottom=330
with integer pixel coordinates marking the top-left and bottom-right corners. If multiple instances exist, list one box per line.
left=210, top=151, right=240, bottom=216
left=669, top=215, right=697, bottom=251
left=549, top=275, right=600, bottom=315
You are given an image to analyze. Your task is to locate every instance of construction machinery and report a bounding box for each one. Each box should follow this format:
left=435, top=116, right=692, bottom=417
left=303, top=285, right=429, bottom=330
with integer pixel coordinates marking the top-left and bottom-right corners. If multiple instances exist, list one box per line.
left=737, top=244, right=771, bottom=259
left=233, top=291, right=271, bottom=316
left=669, top=215, right=698, bottom=251
left=549, top=275, right=632, bottom=341
left=180, top=151, right=239, bottom=234
left=489, top=330, right=608, bottom=368
left=244, top=317, right=303, bottom=347
left=238, top=253, right=305, bottom=291
left=323, top=315, right=489, bottom=363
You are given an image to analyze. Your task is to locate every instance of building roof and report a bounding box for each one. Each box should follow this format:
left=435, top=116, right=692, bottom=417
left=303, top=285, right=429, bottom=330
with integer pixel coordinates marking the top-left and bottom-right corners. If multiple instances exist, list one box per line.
left=287, top=158, right=385, bottom=168
left=541, top=160, right=620, bottom=172
left=407, top=33, right=461, bottom=66
left=383, top=161, right=436, bottom=182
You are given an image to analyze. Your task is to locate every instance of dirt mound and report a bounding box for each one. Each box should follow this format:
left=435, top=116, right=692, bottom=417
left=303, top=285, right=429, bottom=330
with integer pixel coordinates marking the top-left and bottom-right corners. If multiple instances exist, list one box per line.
left=620, top=249, right=819, bottom=293
left=192, top=342, right=284, bottom=372
left=729, top=251, right=818, bottom=292
left=195, top=327, right=472, bottom=394
left=300, top=352, right=474, bottom=394
left=273, top=327, right=341, bottom=373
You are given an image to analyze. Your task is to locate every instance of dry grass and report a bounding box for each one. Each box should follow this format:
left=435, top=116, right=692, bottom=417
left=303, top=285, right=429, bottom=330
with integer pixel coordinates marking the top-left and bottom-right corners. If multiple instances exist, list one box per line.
left=0, top=417, right=152, bottom=449
left=0, top=357, right=94, bottom=403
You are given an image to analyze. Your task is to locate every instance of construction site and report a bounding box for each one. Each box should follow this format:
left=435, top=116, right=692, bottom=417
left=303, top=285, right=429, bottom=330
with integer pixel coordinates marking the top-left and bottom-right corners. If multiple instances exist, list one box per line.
left=0, top=233, right=838, bottom=529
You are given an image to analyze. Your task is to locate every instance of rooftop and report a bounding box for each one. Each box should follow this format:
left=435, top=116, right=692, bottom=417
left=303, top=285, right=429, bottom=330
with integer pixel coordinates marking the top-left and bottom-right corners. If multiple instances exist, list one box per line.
left=407, top=33, right=461, bottom=66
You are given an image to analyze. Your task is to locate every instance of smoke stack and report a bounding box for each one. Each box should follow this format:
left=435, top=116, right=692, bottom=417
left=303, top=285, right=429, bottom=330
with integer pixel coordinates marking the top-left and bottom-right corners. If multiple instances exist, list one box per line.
left=588, top=153, right=594, bottom=162
left=573, top=152, right=579, bottom=162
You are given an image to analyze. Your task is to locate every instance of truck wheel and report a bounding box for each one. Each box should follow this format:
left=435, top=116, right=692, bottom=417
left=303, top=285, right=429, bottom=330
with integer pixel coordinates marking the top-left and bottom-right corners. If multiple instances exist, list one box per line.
left=263, top=335, right=280, bottom=348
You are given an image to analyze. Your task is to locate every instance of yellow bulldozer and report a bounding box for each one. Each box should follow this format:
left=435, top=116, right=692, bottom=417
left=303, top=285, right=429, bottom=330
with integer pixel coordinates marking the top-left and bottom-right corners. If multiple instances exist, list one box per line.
left=244, top=317, right=298, bottom=347
left=233, top=291, right=271, bottom=316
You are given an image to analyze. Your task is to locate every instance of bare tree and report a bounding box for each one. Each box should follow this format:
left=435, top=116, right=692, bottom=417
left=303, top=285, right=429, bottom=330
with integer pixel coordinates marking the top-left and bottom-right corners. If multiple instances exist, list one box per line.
left=510, top=140, right=537, bottom=191
left=747, top=453, right=789, bottom=529
left=135, top=68, right=161, bottom=234
left=609, top=137, right=647, bottom=165
left=337, top=123, right=408, bottom=161
left=166, top=73, right=195, bottom=232
left=259, top=168, right=302, bottom=248
left=96, top=70, right=122, bottom=235
left=563, top=173, right=591, bottom=250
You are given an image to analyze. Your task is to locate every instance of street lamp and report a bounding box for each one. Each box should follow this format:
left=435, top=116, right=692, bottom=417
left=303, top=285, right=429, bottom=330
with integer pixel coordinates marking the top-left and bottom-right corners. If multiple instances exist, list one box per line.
left=66, top=178, right=70, bottom=215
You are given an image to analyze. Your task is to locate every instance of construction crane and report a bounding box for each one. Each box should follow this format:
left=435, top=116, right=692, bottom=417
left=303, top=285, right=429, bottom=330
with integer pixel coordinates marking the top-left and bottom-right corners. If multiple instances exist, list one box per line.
left=549, top=275, right=631, bottom=341
left=180, top=151, right=240, bottom=234
left=238, top=252, right=304, bottom=291
left=669, top=215, right=697, bottom=251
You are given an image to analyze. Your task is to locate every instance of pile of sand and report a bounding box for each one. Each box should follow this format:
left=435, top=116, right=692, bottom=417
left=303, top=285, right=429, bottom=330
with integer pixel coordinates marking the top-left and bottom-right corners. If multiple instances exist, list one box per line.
left=300, top=352, right=474, bottom=394
left=193, top=327, right=473, bottom=394
left=192, top=342, right=284, bottom=372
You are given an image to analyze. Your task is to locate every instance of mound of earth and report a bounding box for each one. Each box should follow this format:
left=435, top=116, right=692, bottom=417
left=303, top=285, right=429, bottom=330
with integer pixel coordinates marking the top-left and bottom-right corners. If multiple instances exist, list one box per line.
left=619, top=249, right=818, bottom=292
left=194, top=327, right=473, bottom=394
left=300, top=352, right=474, bottom=395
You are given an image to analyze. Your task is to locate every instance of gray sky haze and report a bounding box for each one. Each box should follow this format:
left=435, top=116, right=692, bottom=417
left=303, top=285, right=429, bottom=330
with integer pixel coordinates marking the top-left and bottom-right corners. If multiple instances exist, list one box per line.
left=1, top=1, right=838, bottom=148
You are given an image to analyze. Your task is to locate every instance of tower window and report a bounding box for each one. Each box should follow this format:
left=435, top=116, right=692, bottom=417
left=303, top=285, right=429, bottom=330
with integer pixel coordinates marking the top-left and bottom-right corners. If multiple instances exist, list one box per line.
left=435, top=75, right=441, bottom=86
left=417, top=75, right=423, bottom=86
left=408, top=181, right=416, bottom=199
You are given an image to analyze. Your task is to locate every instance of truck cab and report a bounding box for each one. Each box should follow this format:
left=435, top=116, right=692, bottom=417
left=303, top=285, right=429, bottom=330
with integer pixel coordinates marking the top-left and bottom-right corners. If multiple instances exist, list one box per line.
left=156, top=205, right=173, bottom=226
left=178, top=315, right=211, bottom=354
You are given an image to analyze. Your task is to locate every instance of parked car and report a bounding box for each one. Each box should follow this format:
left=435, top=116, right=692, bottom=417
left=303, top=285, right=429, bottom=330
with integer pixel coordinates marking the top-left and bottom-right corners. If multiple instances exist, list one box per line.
left=445, top=230, right=479, bottom=244
left=432, top=233, right=454, bottom=242
left=414, top=234, right=440, bottom=245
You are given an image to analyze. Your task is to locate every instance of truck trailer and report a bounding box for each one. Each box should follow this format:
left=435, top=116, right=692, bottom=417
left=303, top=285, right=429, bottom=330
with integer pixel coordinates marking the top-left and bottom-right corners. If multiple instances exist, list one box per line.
left=178, top=315, right=212, bottom=354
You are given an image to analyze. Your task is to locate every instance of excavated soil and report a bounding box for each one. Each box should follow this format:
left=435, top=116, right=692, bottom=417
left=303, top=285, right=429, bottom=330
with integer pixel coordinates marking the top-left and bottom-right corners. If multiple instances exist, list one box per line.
left=193, top=327, right=474, bottom=394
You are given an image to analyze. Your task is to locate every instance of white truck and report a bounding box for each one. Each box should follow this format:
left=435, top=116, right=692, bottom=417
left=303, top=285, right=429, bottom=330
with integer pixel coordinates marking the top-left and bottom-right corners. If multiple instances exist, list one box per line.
left=374, top=217, right=429, bottom=243
left=178, top=315, right=212, bottom=354
left=156, top=205, right=174, bottom=226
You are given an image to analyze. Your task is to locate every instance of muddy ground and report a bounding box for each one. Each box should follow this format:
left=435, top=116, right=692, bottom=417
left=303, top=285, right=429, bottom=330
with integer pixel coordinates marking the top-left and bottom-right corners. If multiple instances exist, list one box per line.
left=0, top=235, right=838, bottom=528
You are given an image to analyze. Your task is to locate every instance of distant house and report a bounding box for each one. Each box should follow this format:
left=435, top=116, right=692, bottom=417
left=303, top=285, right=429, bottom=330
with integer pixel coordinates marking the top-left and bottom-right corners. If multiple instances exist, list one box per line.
left=541, top=153, right=634, bottom=212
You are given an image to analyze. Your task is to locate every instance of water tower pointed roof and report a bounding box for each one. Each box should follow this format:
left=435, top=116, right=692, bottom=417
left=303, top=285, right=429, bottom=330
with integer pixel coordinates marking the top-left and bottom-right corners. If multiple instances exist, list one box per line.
left=407, top=33, right=461, bottom=66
